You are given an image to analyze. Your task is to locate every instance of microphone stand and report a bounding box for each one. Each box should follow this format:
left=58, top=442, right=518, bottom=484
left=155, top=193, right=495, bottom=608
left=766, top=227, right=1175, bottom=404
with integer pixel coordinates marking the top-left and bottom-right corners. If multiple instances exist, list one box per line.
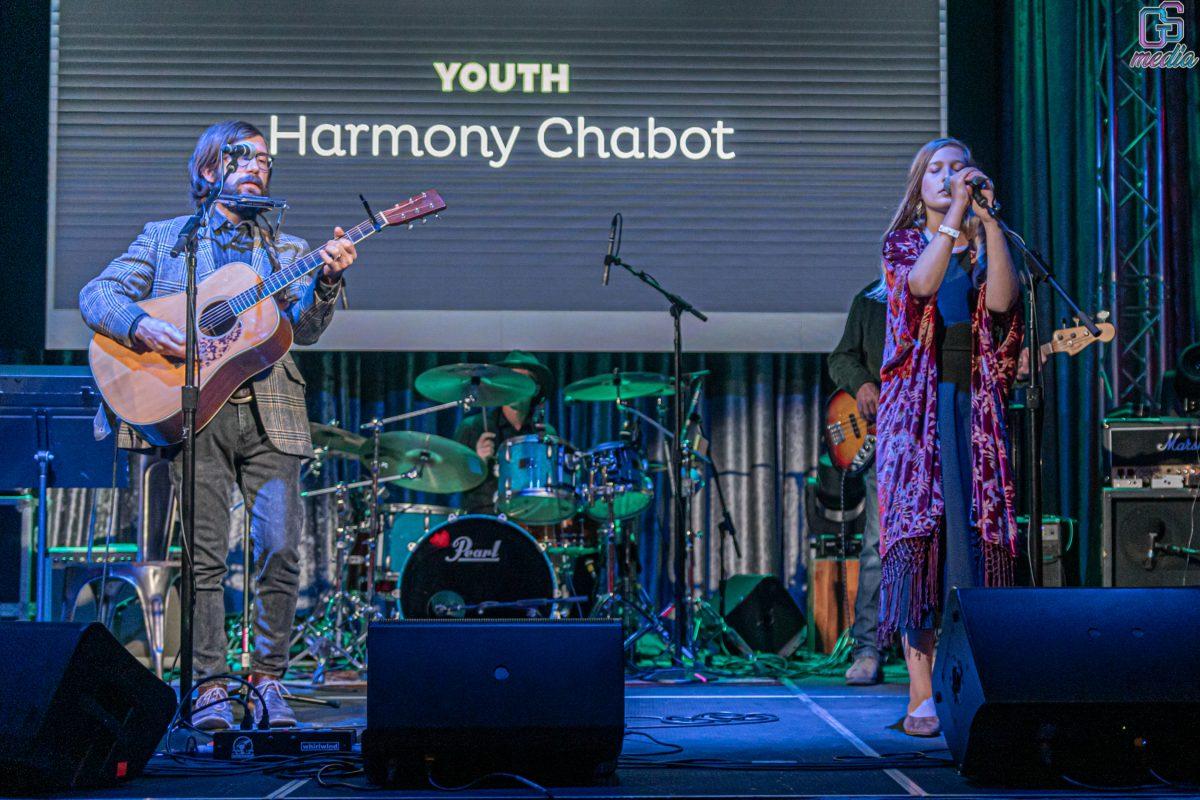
left=605, top=253, right=707, bottom=664
left=975, top=192, right=1099, bottom=587
left=170, top=160, right=234, bottom=716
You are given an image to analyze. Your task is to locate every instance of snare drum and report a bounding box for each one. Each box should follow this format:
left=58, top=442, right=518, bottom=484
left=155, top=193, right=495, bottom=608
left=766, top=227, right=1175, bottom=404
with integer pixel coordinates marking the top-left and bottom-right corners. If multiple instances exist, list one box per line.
left=399, top=515, right=557, bottom=619
left=496, top=434, right=580, bottom=525
left=379, top=503, right=457, bottom=577
left=582, top=441, right=654, bottom=521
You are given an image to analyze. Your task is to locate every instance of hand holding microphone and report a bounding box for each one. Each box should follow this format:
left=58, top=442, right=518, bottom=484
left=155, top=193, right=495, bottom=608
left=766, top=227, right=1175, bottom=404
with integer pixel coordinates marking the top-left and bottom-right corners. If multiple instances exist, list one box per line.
left=943, top=169, right=1000, bottom=219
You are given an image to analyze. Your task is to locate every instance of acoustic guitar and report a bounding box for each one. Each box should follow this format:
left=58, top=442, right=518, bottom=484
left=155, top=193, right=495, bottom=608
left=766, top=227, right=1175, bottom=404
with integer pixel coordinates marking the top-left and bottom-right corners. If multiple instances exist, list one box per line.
left=89, top=190, right=445, bottom=446
left=822, top=317, right=1117, bottom=473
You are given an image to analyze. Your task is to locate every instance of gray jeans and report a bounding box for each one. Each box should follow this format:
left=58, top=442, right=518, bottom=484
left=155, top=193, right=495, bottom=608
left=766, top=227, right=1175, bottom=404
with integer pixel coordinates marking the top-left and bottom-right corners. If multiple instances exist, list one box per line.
left=169, top=401, right=302, bottom=679
left=850, top=462, right=881, bottom=659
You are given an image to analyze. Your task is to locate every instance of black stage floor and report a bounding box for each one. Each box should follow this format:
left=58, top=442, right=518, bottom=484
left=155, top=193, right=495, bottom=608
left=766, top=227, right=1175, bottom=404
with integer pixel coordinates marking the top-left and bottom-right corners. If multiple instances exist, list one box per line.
left=59, top=676, right=1196, bottom=800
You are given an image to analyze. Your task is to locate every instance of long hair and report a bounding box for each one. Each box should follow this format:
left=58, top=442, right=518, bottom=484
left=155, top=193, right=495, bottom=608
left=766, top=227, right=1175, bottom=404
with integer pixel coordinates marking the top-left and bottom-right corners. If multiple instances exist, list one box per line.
left=866, top=137, right=980, bottom=301
left=187, top=120, right=266, bottom=208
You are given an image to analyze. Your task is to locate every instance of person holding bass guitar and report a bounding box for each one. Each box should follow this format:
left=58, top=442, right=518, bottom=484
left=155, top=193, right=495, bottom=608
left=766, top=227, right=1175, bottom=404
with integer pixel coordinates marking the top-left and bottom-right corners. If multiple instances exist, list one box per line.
left=827, top=283, right=886, bottom=686
left=79, top=120, right=357, bottom=731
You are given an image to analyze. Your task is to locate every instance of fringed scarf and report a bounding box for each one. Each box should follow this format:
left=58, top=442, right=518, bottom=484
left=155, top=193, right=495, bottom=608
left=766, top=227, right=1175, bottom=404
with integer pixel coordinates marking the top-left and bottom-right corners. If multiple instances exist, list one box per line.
left=874, top=227, right=1023, bottom=645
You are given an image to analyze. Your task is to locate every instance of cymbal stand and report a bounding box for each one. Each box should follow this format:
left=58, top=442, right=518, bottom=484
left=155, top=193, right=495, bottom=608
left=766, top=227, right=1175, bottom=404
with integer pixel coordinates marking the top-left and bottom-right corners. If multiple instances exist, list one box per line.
left=589, top=474, right=686, bottom=664
left=290, top=484, right=372, bottom=683
left=358, top=398, right=473, bottom=601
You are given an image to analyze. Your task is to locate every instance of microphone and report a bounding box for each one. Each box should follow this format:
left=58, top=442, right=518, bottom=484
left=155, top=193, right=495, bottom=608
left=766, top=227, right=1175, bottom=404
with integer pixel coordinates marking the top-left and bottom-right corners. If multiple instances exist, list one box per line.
left=603, top=213, right=621, bottom=286
left=941, top=174, right=990, bottom=193
left=222, top=142, right=257, bottom=159
left=942, top=175, right=1001, bottom=214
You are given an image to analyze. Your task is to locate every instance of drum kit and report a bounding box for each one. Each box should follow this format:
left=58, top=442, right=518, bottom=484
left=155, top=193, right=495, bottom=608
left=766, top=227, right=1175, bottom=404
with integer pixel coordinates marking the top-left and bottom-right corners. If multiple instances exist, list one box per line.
left=291, top=359, right=717, bottom=680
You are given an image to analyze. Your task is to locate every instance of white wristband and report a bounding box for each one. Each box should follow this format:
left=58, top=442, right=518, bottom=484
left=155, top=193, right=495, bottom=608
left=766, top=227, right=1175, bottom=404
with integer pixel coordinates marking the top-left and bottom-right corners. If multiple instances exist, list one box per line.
left=937, top=224, right=961, bottom=241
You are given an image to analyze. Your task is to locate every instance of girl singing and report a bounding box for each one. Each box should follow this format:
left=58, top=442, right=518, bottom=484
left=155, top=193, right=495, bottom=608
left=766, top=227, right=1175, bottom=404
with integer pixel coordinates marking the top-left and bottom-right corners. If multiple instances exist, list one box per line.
left=871, top=138, right=1023, bottom=736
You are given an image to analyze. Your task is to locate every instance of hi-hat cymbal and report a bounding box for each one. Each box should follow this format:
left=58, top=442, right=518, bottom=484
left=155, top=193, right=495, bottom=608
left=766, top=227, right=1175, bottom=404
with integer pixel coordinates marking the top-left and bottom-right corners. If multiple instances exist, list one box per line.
left=375, top=430, right=487, bottom=494
left=415, top=363, right=538, bottom=408
left=310, top=422, right=368, bottom=458
left=563, top=372, right=676, bottom=402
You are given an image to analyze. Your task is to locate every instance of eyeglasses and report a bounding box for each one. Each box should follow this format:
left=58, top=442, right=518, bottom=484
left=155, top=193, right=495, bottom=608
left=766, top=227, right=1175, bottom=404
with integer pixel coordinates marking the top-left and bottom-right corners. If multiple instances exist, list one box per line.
left=233, top=153, right=274, bottom=171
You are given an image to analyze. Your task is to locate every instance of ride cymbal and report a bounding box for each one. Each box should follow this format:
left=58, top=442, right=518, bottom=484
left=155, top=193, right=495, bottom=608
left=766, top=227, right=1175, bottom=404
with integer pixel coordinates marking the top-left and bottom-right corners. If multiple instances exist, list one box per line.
left=563, top=371, right=676, bottom=402
left=415, top=362, right=538, bottom=408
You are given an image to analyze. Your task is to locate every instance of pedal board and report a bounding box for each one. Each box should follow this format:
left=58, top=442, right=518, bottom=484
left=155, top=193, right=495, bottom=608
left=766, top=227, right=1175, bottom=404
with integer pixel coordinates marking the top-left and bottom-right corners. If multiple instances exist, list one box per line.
left=212, top=727, right=356, bottom=759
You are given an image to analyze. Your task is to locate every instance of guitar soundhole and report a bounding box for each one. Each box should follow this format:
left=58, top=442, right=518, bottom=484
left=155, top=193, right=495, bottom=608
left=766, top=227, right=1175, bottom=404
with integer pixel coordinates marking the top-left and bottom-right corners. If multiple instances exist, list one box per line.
left=199, top=300, right=237, bottom=337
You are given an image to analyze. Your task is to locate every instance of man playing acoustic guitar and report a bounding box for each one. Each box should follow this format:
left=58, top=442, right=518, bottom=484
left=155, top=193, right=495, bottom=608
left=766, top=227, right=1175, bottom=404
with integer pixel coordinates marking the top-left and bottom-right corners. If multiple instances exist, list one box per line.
left=80, top=120, right=357, bottom=730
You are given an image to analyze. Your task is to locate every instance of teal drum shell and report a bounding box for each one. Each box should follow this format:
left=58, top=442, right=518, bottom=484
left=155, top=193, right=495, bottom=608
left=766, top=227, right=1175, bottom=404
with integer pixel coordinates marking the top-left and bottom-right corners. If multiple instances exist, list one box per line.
left=583, top=441, right=654, bottom=521
left=496, top=434, right=580, bottom=525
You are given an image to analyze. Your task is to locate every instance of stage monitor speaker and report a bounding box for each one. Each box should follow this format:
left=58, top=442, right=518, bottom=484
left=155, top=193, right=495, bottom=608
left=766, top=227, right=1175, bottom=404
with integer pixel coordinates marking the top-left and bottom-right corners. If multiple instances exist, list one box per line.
left=0, top=621, right=177, bottom=793
left=363, top=620, right=623, bottom=787
left=721, top=574, right=806, bottom=657
left=1101, top=488, right=1200, bottom=586
left=934, top=588, right=1200, bottom=786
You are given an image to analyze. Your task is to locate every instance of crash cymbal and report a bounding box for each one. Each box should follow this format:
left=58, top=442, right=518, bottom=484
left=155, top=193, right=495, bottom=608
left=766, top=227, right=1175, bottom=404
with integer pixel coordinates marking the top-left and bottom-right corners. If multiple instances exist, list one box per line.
left=415, top=362, right=538, bottom=408
left=310, top=422, right=368, bottom=458
left=375, top=430, right=487, bottom=494
left=563, top=371, right=676, bottom=402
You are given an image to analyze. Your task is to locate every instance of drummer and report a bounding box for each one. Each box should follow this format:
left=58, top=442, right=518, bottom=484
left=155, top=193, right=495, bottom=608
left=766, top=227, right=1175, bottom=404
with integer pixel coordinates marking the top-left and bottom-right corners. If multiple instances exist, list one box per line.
left=453, top=351, right=557, bottom=514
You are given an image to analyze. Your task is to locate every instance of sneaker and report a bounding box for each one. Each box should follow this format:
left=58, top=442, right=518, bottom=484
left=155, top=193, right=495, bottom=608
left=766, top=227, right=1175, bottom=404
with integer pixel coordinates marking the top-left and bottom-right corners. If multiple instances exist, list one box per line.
left=191, top=684, right=233, bottom=731
left=248, top=677, right=297, bottom=728
left=845, top=654, right=882, bottom=686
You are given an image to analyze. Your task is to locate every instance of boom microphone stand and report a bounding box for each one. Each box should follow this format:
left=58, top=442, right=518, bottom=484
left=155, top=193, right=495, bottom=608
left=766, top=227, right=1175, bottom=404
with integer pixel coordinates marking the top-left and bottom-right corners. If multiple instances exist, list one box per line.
left=972, top=191, right=1099, bottom=586
left=170, top=161, right=234, bottom=716
left=603, top=225, right=707, bottom=664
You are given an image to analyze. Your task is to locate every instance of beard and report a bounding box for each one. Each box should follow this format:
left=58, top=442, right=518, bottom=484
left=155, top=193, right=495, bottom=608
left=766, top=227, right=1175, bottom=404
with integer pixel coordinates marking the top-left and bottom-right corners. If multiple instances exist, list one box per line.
left=224, top=176, right=268, bottom=219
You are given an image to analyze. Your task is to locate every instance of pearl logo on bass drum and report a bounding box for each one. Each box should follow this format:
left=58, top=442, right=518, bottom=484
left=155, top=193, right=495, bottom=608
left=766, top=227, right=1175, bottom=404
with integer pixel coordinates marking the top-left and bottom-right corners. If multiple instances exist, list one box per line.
left=445, top=536, right=502, bottom=563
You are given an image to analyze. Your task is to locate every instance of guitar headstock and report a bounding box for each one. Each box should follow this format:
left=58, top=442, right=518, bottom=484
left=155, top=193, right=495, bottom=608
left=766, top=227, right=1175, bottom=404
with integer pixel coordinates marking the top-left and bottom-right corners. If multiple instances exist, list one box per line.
left=379, top=190, right=446, bottom=228
left=1045, top=319, right=1116, bottom=357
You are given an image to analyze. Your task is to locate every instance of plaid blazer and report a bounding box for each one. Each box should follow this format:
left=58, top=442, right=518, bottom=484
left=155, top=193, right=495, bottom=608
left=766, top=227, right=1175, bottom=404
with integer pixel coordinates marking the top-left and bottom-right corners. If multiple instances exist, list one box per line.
left=79, top=215, right=340, bottom=458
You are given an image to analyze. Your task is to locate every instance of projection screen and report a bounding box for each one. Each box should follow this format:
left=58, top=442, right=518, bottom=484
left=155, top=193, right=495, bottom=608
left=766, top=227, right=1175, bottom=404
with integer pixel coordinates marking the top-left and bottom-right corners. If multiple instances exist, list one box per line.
left=46, top=0, right=945, bottom=351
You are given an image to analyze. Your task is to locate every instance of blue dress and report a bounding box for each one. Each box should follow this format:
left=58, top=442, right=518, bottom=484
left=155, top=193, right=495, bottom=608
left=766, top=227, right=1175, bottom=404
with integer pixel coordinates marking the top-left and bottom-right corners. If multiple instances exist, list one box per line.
left=903, top=245, right=983, bottom=633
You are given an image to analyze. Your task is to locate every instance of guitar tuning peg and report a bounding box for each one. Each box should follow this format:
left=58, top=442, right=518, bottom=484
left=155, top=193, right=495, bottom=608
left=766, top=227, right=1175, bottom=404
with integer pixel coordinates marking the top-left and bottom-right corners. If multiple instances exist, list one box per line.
left=1061, top=318, right=1069, bottom=329
left=421, top=217, right=427, bottom=224
left=433, top=213, right=440, bottom=219
left=1072, top=317, right=1080, bottom=326
left=1097, top=310, right=1111, bottom=321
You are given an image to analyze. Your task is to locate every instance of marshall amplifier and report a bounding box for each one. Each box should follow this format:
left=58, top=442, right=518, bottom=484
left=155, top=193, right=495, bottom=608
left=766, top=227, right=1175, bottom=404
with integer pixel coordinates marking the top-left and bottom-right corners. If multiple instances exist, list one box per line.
left=1103, top=417, right=1200, bottom=489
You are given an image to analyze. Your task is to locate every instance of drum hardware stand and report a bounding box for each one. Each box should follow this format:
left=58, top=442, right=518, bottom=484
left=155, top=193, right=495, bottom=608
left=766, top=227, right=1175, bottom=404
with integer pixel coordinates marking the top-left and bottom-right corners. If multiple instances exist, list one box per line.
left=290, top=485, right=370, bottom=684
left=589, top=488, right=690, bottom=663
left=359, top=397, right=475, bottom=599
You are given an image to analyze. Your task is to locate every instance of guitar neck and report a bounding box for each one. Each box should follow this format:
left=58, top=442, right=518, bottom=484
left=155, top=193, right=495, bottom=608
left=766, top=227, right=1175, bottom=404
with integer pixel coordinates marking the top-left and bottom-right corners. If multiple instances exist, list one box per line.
left=225, top=213, right=386, bottom=314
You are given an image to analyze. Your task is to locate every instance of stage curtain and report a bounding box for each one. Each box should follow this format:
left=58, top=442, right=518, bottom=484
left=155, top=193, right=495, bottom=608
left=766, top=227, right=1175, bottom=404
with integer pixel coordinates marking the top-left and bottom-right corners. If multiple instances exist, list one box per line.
left=1003, top=0, right=1104, bottom=583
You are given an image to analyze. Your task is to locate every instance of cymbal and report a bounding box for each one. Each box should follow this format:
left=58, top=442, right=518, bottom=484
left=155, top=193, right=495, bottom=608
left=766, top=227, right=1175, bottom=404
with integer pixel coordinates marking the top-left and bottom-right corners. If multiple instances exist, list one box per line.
left=375, top=430, right=487, bottom=494
left=564, top=372, right=676, bottom=402
left=310, top=422, right=368, bottom=458
left=415, top=362, right=538, bottom=408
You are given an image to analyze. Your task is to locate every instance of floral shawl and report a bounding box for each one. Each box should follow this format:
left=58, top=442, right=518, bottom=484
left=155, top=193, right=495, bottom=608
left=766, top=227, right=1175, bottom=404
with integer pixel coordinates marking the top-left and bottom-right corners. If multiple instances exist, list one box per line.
left=875, top=226, right=1024, bottom=643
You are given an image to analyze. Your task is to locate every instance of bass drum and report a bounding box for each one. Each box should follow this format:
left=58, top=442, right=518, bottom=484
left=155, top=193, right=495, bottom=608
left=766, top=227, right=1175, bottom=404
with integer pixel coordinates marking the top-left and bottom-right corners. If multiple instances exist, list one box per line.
left=398, top=515, right=557, bottom=620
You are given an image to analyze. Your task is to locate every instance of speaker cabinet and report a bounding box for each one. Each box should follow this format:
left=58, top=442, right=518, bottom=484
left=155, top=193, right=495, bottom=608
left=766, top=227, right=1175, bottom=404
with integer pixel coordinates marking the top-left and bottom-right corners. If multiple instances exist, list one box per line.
left=364, top=620, right=623, bottom=786
left=1101, top=488, right=1200, bottom=586
left=0, top=622, right=177, bottom=793
left=721, top=574, right=807, bottom=657
left=934, top=588, right=1200, bottom=785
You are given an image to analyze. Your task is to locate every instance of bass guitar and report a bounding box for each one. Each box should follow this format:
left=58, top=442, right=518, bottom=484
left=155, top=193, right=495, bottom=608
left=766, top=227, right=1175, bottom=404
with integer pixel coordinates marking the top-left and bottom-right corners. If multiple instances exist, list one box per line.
left=89, top=190, right=445, bottom=446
